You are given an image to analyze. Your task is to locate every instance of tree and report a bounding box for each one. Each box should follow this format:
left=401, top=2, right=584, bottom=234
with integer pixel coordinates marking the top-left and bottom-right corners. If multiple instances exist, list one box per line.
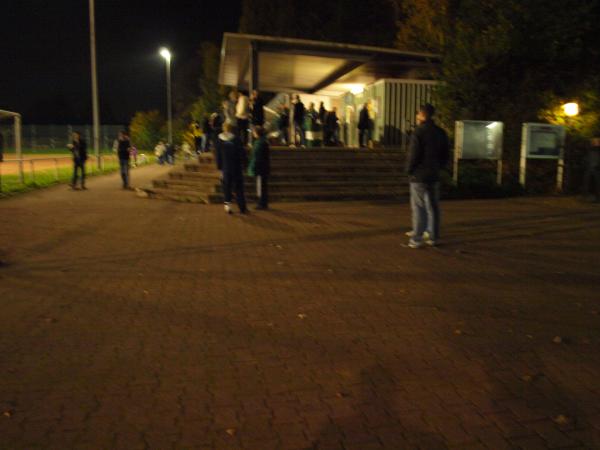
left=129, top=110, right=165, bottom=150
left=396, top=0, right=600, bottom=172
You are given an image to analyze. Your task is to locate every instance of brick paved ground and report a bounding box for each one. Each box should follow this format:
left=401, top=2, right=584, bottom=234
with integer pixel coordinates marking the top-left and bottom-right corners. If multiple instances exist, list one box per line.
left=1, top=164, right=600, bottom=449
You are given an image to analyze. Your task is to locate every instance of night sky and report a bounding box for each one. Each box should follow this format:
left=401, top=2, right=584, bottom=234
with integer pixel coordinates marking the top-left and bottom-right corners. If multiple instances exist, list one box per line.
left=2, top=0, right=242, bottom=125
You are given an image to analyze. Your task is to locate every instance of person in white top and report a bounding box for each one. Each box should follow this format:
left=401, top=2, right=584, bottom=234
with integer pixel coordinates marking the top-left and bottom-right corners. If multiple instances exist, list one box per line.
left=236, top=91, right=250, bottom=146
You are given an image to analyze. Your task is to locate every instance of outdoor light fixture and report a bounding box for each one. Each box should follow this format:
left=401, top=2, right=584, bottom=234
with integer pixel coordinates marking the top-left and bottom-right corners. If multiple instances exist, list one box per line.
left=486, top=122, right=498, bottom=129
left=347, top=84, right=365, bottom=95
left=562, top=102, right=579, bottom=117
left=159, top=47, right=171, bottom=60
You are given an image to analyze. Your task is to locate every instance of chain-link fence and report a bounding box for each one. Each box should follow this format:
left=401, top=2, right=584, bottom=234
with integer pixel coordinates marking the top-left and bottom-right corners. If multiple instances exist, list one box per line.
left=0, top=124, right=123, bottom=153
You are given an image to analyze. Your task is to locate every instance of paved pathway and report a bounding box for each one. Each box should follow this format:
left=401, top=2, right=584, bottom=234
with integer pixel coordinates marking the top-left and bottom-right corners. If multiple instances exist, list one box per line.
left=1, top=164, right=600, bottom=449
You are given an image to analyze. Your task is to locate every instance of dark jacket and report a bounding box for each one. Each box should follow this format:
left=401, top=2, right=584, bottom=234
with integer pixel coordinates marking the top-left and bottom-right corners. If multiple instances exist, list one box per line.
left=358, top=107, right=370, bottom=130
left=248, top=137, right=270, bottom=177
left=407, top=120, right=449, bottom=183
left=117, top=138, right=131, bottom=160
left=251, top=97, right=265, bottom=126
left=293, top=101, right=305, bottom=125
left=71, top=139, right=88, bottom=162
left=216, top=132, right=247, bottom=176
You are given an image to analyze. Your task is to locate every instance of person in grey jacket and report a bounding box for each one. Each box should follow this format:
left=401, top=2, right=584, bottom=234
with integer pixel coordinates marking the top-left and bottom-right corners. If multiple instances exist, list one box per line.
left=406, top=104, right=449, bottom=248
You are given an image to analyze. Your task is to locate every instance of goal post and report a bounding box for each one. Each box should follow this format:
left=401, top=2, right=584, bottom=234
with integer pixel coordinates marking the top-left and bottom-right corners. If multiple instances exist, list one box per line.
left=0, top=109, right=24, bottom=182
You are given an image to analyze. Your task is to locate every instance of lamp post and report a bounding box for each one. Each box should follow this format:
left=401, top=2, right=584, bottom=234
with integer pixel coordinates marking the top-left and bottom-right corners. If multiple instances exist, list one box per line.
left=159, top=47, right=173, bottom=144
left=89, top=0, right=101, bottom=168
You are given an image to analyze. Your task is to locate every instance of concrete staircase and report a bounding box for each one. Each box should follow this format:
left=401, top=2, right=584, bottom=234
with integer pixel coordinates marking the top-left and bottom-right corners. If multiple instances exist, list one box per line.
left=142, top=147, right=409, bottom=203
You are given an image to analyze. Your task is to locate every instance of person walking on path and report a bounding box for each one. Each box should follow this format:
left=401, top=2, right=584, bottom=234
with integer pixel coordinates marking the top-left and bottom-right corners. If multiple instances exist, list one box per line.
left=583, top=137, right=600, bottom=202
left=358, top=102, right=371, bottom=148
left=248, top=126, right=270, bottom=210
left=116, top=131, right=132, bottom=189
left=293, top=94, right=306, bottom=146
left=406, top=104, right=449, bottom=248
left=236, top=91, right=250, bottom=146
left=67, top=131, right=88, bottom=190
left=216, top=122, right=248, bottom=214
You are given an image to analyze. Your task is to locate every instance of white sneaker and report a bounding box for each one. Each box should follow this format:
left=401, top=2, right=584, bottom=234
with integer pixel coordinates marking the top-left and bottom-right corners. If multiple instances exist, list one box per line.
left=224, top=204, right=232, bottom=214
left=405, top=231, right=430, bottom=239
left=407, top=239, right=424, bottom=249
left=424, top=238, right=437, bottom=247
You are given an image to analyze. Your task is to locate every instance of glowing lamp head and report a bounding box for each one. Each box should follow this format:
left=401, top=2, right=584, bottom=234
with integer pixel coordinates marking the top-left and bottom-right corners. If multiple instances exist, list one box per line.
left=562, top=102, right=579, bottom=117
left=348, top=84, right=365, bottom=95
left=159, top=47, right=171, bottom=60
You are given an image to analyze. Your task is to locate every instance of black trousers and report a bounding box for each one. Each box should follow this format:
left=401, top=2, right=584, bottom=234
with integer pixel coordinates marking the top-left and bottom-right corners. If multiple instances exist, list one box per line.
left=72, top=160, right=85, bottom=187
left=256, top=175, right=269, bottom=208
left=222, top=172, right=247, bottom=212
left=237, top=119, right=249, bottom=146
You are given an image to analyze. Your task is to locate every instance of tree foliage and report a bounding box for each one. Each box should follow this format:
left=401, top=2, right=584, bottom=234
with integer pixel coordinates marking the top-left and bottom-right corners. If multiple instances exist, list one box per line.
left=395, top=0, right=600, bottom=165
left=129, top=110, right=165, bottom=150
left=240, top=0, right=397, bottom=47
left=189, top=42, right=226, bottom=122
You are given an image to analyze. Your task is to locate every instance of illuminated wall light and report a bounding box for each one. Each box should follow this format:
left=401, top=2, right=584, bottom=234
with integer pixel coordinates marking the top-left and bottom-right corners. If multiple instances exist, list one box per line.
left=562, top=102, right=579, bottom=117
left=348, top=84, right=365, bottom=95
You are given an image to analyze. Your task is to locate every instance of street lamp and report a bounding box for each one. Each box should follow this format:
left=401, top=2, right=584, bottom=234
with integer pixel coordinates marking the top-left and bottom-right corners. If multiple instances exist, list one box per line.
left=159, top=47, right=173, bottom=144
left=562, top=102, right=579, bottom=117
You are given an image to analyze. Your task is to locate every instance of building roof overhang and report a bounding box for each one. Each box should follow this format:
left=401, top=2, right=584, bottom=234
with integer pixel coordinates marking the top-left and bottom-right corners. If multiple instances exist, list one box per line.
left=219, top=33, right=441, bottom=96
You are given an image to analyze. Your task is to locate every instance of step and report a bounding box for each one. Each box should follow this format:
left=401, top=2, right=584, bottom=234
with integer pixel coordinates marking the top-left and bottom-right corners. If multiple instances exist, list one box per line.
left=206, top=190, right=408, bottom=203
left=157, top=178, right=408, bottom=190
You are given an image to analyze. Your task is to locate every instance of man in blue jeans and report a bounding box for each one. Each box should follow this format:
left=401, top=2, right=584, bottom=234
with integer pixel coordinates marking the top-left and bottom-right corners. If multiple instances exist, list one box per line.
left=406, top=104, right=449, bottom=248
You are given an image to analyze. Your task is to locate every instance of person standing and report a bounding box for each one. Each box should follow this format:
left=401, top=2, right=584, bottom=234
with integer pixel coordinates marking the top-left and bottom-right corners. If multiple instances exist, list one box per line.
left=248, top=126, right=270, bottom=210
left=67, top=131, right=88, bottom=190
left=583, top=137, right=600, bottom=202
left=236, top=91, right=250, bottom=146
left=250, top=90, right=265, bottom=129
left=358, top=102, right=370, bottom=148
left=208, top=112, right=223, bottom=152
left=292, top=94, right=306, bottom=146
left=116, top=131, right=132, bottom=189
left=222, top=91, right=238, bottom=127
left=326, top=107, right=340, bottom=146
left=216, top=122, right=248, bottom=214
left=278, top=105, right=290, bottom=145
left=406, top=104, right=449, bottom=248
left=191, top=120, right=202, bottom=154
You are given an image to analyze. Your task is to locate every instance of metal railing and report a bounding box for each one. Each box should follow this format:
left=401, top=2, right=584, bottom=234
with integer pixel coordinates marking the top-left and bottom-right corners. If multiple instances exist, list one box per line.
left=0, top=154, right=153, bottom=193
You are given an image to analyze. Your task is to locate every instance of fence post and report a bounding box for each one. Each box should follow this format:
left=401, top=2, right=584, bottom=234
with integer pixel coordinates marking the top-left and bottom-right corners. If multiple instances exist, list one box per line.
left=30, top=160, right=35, bottom=184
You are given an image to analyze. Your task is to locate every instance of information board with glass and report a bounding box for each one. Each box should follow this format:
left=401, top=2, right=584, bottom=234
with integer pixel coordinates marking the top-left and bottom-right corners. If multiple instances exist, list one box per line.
left=455, top=120, right=503, bottom=160
left=522, top=123, right=565, bottom=159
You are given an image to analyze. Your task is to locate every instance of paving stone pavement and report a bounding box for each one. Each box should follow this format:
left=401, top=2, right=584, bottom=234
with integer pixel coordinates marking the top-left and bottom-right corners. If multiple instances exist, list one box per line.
left=1, top=164, right=600, bottom=449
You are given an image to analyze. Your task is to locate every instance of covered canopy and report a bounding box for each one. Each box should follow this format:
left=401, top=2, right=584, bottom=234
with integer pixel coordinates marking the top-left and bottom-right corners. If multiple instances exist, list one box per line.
left=219, top=33, right=440, bottom=97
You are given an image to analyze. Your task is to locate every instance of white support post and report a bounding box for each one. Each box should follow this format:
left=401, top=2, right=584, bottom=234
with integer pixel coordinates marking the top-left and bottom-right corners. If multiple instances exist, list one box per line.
left=556, top=156, right=564, bottom=193
left=519, top=125, right=527, bottom=189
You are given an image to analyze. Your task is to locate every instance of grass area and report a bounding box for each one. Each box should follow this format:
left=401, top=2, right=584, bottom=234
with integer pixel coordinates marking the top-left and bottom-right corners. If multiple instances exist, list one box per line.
left=0, top=157, right=156, bottom=197
left=4, top=148, right=115, bottom=156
